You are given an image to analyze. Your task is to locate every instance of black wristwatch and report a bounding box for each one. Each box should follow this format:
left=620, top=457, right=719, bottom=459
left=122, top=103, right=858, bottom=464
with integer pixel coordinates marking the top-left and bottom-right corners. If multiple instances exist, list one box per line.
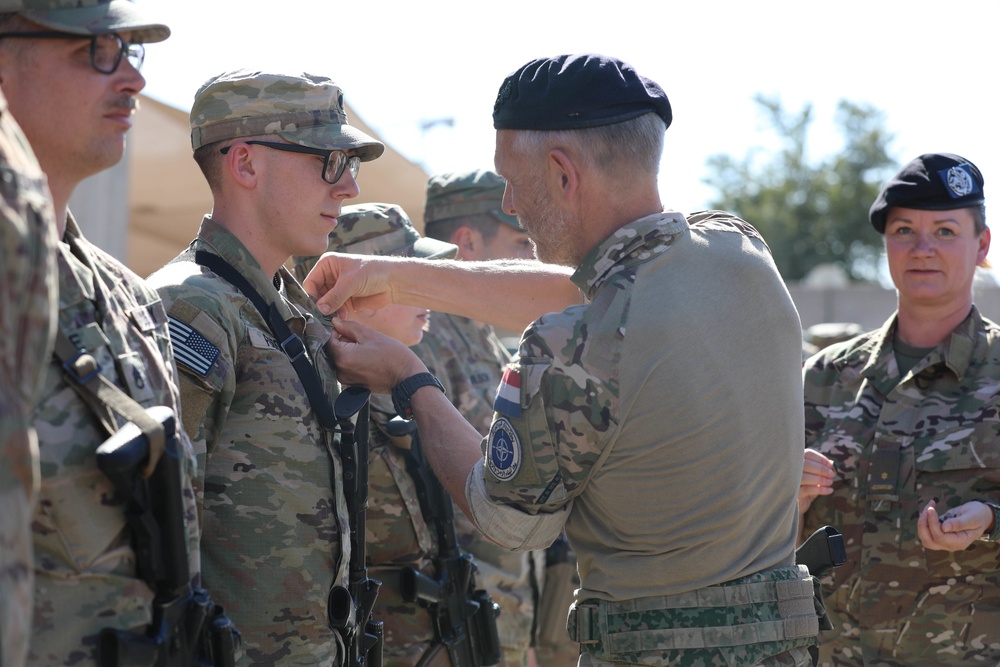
left=391, top=372, right=445, bottom=420
left=977, top=500, right=1000, bottom=543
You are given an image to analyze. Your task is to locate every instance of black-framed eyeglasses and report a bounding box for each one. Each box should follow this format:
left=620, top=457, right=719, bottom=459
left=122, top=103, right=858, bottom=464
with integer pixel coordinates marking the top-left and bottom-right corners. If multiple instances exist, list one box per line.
left=0, top=31, right=144, bottom=74
left=220, top=141, right=361, bottom=185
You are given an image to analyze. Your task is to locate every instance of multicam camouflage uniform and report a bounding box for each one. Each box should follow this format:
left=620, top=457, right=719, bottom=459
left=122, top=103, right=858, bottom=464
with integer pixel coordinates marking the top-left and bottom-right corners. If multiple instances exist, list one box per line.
left=0, top=87, right=57, bottom=667
left=147, top=218, right=351, bottom=666
left=470, top=211, right=818, bottom=666
left=294, top=202, right=459, bottom=667
left=801, top=308, right=1000, bottom=666
left=412, top=315, right=542, bottom=667
left=30, top=215, right=199, bottom=666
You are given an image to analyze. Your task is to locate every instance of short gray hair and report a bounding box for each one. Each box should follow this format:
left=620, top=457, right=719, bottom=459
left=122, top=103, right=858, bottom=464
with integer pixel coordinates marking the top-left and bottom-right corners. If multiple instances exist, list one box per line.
left=511, top=111, right=665, bottom=181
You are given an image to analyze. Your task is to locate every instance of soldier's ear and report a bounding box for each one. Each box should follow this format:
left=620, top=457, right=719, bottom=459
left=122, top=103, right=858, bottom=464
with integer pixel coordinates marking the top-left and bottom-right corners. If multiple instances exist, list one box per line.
left=223, top=143, right=259, bottom=189
left=546, top=148, right=579, bottom=204
left=452, top=226, right=480, bottom=256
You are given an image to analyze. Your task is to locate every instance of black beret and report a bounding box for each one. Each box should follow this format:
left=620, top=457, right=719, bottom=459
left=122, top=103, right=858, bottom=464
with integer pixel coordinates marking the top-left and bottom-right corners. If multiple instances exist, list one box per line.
left=492, top=53, right=672, bottom=131
left=869, top=153, right=985, bottom=233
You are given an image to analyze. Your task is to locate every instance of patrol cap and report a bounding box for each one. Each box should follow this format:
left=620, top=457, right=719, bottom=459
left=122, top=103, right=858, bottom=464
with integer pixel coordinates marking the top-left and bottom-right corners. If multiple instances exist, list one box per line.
left=869, top=153, right=986, bottom=233
left=292, top=203, right=457, bottom=282
left=493, top=53, right=672, bottom=131
left=0, top=0, right=170, bottom=44
left=424, top=169, right=521, bottom=230
left=189, top=70, right=385, bottom=161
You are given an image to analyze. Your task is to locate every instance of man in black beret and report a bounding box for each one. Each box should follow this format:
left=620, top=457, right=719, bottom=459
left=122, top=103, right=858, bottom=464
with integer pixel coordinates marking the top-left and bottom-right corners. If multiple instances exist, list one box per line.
left=799, top=153, right=1000, bottom=665
left=307, top=53, right=820, bottom=666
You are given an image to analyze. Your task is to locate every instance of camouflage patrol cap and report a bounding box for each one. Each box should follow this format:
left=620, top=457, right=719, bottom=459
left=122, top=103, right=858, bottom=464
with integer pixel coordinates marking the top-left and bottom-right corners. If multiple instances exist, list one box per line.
left=189, top=70, right=385, bottom=161
left=0, top=0, right=170, bottom=44
left=424, top=169, right=521, bottom=230
left=292, top=203, right=456, bottom=282
left=869, top=153, right=986, bottom=233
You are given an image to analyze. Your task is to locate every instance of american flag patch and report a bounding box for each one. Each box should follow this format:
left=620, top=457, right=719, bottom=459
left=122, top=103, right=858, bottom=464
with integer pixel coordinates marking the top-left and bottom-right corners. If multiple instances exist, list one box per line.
left=168, top=316, right=221, bottom=376
left=493, top=367, right=521, bottom=417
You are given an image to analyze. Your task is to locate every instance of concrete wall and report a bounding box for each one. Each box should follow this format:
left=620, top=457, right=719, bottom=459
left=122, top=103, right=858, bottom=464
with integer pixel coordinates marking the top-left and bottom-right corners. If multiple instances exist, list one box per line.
left=789, top=280, right=1000, bottom=331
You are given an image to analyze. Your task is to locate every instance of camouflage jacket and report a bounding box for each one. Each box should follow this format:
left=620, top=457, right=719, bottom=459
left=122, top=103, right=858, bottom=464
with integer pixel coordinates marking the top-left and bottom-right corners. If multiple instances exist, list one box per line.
left=475, top=211, right=804, bottom=605
left=413, top=314, right=539, bottom=662
left=802, top=307, right=1000, bottom=666
left=0, top=88, right=58, bottom=667
left=147, top=216, right=350, bottom=666
left=30, top=216, right=199, bottom=667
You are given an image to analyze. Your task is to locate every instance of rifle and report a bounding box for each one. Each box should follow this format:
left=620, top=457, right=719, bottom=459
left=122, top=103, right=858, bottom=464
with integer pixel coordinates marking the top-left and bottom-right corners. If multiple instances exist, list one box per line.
left=95, top=405, right=240, bottom=667
left=327, top=386, right=383, bottom=667
left=392, top=418, right=502, bottom=667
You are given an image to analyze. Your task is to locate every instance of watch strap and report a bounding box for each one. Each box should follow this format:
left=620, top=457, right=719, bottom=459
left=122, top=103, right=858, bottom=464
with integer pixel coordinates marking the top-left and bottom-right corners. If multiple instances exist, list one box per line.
left=391, top=372, right=445, bottom=420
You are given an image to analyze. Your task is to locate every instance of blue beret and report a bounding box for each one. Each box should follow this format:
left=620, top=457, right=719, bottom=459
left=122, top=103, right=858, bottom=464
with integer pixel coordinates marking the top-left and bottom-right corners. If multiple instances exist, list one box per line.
left=492, top=54, right=672, bottom=131
left=870, top=153, right=985, bottom=233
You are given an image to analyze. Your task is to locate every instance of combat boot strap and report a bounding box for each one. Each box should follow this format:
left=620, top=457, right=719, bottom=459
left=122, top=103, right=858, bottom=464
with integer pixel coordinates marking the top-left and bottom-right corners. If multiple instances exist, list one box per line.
left=567, top=566, right=817, bottom=651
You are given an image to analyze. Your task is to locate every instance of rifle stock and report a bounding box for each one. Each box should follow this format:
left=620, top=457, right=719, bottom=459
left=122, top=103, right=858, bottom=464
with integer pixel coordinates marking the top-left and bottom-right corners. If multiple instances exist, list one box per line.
left=96, top=406, right=240, bottom=667
left=393, top=418, right=501, bottom=667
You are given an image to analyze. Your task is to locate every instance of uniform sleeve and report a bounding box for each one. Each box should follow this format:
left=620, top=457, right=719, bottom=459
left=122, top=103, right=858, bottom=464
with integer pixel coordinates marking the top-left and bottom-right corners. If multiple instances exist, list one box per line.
left=157, top=295, right=237, bottom=478
left=479, top=308, right=619, bottom=516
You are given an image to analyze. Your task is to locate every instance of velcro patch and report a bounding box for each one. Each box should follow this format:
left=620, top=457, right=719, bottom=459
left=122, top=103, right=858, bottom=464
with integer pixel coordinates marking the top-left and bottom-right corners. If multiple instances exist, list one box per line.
left=493, top=367, right=522, bottom=417
left=169, top=316, right=221, bottom=376
left=487, top=417, right=521, bottom=481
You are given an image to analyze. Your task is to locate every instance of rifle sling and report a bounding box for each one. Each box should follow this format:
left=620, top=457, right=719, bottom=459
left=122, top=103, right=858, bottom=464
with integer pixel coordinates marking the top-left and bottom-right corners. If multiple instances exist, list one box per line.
left=53, top=328, right=166, bottom=457
left=194, top=250, right=337, bottom=430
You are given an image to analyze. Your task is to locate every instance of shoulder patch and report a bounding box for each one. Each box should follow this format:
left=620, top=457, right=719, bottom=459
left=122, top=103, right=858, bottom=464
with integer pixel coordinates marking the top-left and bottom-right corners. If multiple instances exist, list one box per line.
left=169, top=316, right=221, bottom=376
left=487, top=416, right=521, bottom=481
left=493, top=367, right=522, bottom=417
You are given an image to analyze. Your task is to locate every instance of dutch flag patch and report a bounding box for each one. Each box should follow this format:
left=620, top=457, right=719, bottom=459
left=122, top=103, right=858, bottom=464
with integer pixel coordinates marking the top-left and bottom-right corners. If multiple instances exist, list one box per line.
left=493, top=367, right=521, bottom=418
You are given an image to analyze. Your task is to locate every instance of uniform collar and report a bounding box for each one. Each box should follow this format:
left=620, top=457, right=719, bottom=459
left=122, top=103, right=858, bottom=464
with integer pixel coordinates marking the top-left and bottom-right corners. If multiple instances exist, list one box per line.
left=860, top=306, right=981, bottom=388
left=193, top=215, right=310, bottom=324
left=571, top=210, right=687, bottom=299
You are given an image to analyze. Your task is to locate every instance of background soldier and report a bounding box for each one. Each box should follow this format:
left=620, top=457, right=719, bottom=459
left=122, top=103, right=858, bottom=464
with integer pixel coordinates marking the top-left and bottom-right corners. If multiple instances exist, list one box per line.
left=0, top=57, right=58, bottom=667
left=294, top=202, right=462, bottom=666
left=147, top=70, right=384, bottom=666
left=800, top=153, right=1000, bottom=665
left=308, top=53, right=820, bottom=666
left=414, top=169, right=576, bottom=667
left=0, top=2, right=202, bottom=665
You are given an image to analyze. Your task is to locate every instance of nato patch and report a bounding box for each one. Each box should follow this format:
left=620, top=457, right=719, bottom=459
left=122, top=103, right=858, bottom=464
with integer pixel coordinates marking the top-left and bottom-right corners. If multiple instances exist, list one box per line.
left=169, top=316, right=221, bottom=376
left=493, top=367, right=522, bottom=417
left=487, top=417, right=521, bottom=481
left=938, top=163, right=979, bottom=199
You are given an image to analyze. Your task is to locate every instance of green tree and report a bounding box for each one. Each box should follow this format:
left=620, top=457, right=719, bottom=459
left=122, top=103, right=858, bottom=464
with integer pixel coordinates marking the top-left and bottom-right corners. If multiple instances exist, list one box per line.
left=704, top=95, right=896, bottom=282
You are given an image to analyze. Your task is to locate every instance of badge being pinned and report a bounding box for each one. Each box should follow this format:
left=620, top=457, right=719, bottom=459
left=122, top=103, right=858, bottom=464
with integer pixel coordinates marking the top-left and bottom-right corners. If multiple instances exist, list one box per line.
left=487, top=417, right=521, bottom=481
left=494, top=367, right=522, bottom=417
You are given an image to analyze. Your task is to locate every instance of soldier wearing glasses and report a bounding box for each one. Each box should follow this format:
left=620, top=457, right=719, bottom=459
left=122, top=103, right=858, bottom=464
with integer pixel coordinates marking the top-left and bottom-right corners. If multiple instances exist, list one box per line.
left=147, top=70, right=384, bottom=666
left=0, top=2, right=204, bottom=666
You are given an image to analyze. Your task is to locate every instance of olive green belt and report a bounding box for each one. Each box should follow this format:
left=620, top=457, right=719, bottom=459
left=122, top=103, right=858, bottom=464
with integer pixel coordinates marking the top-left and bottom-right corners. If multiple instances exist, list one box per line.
left=567, top=566, right=818, bottom=651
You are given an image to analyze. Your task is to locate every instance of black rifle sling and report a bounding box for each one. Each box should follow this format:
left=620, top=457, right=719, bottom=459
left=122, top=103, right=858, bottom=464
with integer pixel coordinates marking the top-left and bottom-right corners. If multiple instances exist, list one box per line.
left=194, top=250, right=337, bottom=430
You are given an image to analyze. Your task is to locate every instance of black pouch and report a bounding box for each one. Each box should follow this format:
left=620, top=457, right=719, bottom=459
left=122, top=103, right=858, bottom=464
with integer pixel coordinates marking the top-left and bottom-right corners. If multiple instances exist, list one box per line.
left=867, top=440, right=901, bottom=511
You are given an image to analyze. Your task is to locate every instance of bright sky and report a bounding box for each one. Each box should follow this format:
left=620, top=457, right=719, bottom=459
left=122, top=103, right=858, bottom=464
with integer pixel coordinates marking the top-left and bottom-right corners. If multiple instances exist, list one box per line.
left=138, top=0, right=999, bottom=263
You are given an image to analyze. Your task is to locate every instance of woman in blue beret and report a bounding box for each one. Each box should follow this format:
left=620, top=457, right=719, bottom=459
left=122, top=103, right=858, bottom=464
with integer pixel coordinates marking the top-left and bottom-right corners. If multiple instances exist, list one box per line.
left=798, top=153, right=1000, bottom=665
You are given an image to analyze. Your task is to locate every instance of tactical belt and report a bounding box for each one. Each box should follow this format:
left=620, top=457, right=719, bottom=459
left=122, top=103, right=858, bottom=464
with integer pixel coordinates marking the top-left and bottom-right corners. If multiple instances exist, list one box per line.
left=567, top=566, right=818, bottom=651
